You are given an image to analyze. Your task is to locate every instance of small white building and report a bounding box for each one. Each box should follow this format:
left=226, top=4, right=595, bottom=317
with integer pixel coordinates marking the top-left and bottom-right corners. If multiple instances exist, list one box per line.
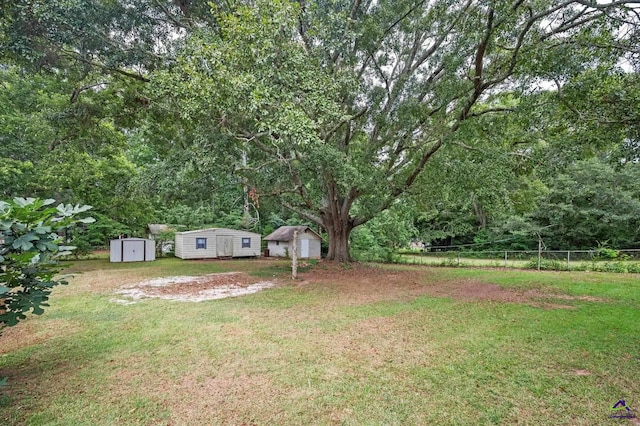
left=174, top=228, right=261, bottom=259
left=110, top=238, right=156, bottom=262
left=264, top=226, right=322, bottom=259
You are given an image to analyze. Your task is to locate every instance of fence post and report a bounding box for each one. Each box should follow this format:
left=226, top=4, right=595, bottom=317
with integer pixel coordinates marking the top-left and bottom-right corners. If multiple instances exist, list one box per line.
left=538, top=235, right=542, bottom=271
left=457, top=252, right=460, bottom=266
left=567, top=251, right=570, bottom=271
left=291, top=229, right=298, bottom=279
left=505, top=251, right=508, bottom=268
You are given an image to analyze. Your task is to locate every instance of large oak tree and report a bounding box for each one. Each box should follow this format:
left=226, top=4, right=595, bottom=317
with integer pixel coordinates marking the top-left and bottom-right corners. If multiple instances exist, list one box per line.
left=3, top=0, right=638, bottom=260
left=151, top=0, right=639, bottom=260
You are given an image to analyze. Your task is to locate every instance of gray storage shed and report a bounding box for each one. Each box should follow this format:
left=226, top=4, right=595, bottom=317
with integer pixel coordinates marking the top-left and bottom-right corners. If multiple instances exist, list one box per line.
left=264, top=226, right=322, bottom=259
left=110, top=238, right=156, bottom=262
left=174, top=228, right=261, bottom=259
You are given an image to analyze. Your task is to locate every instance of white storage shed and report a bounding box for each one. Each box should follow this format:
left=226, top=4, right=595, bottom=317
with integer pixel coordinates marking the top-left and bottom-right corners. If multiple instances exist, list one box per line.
left=174, top=228, right=261, bottom=259
left=264, top=226, right=322, bottom=259
left=110, top=238, right=156, bottom=262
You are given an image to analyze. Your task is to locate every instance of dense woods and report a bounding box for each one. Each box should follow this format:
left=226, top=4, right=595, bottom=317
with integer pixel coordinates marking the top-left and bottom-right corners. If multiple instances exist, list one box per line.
left=1, top=0, right=639, bottom=260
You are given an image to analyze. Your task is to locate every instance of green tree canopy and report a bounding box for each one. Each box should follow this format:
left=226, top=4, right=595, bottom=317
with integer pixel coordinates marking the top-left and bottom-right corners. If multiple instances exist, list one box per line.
left=3, top=1, right=640, bottom=258
left=150, top=0, right=639, bottom=260
left=532, top=158, right=640, bottom=249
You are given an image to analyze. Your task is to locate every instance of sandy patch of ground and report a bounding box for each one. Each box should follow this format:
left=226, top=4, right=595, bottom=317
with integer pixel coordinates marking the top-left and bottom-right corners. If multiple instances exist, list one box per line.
left=106, top=262, right=605, bottom=307
left=111, top=272, right=277, bottom=304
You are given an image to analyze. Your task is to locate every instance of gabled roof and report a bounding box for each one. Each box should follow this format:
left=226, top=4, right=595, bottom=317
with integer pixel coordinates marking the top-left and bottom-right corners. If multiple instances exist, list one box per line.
left=264, top=226, right=322, bottom=241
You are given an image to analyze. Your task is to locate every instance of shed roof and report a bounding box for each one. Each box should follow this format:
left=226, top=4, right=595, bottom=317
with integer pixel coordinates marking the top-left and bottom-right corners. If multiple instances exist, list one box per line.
left=176, top=227, right=260, bottom=236
left=264, top=226, right=322, bottom=241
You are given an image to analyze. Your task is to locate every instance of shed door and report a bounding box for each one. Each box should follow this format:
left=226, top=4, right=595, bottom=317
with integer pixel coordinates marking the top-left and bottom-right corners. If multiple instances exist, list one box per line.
left=123, top=240, right=145, bottom=262
left=216, top=235, right=233, bottom=257
left=300, top=239, right=310, bottom=258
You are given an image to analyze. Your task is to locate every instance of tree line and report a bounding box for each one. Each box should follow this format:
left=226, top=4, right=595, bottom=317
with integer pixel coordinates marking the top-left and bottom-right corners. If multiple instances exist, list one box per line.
left=1, top=0, right=639, bottom=260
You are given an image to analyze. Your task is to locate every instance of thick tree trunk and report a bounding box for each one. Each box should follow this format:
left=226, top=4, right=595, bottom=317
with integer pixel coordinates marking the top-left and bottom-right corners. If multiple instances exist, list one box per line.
left=471, top=195, right=487, bottom=228
left=325, top=221, right=353, bottom=262
left=320, top=183, right=362, bottom=262
left=323, top=204, right=356, bottom=262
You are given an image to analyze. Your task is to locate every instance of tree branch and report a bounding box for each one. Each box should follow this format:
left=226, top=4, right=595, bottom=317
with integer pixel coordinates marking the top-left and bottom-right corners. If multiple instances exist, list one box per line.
left=70, top=82, right=108, bottom=103
left=323, top=107, right=368, bottom=143
left=451, top=141, right=480, bottom=151
left=468, top=107, right=515, bottom=118
left=280, top=200, right=323, bottom=225
left=152, top=0, right=188, bottom=28
left=410, top=0, right=473, bottom=73
left=63, top=51, right=150, bottom=82
left=289, top=162, right=317, bottom=212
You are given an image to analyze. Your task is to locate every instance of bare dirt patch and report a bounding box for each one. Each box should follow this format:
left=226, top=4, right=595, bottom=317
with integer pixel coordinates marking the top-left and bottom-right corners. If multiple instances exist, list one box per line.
left=0, top=319, right=82, bottom=355
left=419, top=279, right=604, bottom=308
left=298, top=263, right=428, bottom=305
left=106, top=362, right=291, bottom=425
left=298, top=263, right=606, bottom=309
left=112, top=272, right=277, bottom=304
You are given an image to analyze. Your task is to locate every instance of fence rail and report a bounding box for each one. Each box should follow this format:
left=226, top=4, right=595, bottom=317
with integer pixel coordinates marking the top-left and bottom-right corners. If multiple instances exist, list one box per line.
left=396, top=249, right=640, bottom=272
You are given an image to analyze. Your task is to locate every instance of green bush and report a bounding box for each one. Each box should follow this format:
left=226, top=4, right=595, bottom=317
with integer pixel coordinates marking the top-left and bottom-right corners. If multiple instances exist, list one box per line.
left=525, top=258, right=567, bottom=271
left=440, top=257, right=462, bottom=267
left=0, top=197, right=93, bottom=329
left=588, top=261, right=636, bottom=273
left=594, top=247, right=620, bottom=260
left=69, top=213, right=130, bottom=251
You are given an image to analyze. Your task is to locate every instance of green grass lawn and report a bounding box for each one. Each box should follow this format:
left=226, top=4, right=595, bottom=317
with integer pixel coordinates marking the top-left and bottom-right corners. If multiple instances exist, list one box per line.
left=399, top=253, right=640, bottom=273
left=400, top=253, right=533, bottom=268
left=1, top=258, right=638, bottom=425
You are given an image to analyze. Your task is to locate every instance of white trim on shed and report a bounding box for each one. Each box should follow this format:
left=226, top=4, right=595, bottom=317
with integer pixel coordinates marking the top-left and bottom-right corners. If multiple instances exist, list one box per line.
left=174, top=228, right=261, bottom=259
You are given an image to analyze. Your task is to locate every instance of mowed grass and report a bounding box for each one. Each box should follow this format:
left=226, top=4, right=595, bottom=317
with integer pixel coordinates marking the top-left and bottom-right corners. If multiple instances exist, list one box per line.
left=1, top=258, right=638, bottom=425
left=399, top=253, right=640, bottom=271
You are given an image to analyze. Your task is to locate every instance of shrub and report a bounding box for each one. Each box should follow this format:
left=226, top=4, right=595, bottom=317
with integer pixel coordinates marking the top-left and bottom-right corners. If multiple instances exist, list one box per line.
left=525, top=258, right=566, bottom=271
left=594, top=247, right=620, bottom=260
left=0, top=198, right=93, bottom=329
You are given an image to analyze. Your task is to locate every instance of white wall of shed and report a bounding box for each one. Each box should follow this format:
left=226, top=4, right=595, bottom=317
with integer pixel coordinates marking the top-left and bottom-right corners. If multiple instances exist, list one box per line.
left=109, top=239, right=156, bottom=262
left=266, top=239, right=320, bottom=259
left=267, top=241, right=290, bottom=257
left=175, top=229, right=260, bottom=259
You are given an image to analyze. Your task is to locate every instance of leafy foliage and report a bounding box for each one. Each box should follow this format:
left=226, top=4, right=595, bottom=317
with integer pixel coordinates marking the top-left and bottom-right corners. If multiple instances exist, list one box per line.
left=351, top=205, right=417, bottom=262
left=0, top=197, right=93, bottom=328
left=532, top=158, right=640, bottom=249
left=2, top=1, right=640, bottom=260
left=66, top=212, right=130, bottom=257
left=149, top=0, right=639, bottom=260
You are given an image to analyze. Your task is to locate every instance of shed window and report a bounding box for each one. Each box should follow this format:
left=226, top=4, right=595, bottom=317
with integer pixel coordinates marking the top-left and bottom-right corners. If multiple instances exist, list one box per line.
left=242, top=237, right=251, bottom=248
left=196, top=238, right=207, bottom=249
